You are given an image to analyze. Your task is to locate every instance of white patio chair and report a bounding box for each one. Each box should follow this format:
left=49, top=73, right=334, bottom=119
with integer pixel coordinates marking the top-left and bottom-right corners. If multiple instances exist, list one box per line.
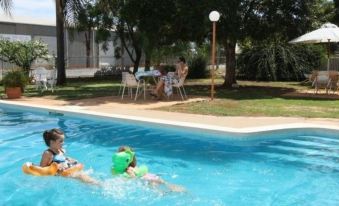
left=32, top=67, right=49, bottom=91
left=326, top=71, right=339, bottom=94
left=117, top=72, right=128, bottom=96
left=312, top=71, right=330, bottom=94
left=32, top=67, right=57, bottom=92
left=172, top=76, right=188, bottom=101
left=121, top=73, right=146, bottom=100
left=46, top=69, right=57, bottom=93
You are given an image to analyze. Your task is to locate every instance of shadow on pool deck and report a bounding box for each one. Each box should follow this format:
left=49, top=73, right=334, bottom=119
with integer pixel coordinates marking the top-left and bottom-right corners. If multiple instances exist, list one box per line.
left=9, top=95, right=207, bottom=110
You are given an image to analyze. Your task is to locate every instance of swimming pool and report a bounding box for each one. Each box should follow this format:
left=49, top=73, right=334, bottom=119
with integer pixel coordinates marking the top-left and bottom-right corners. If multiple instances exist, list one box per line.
left=0, top=105, right=338, bottom=206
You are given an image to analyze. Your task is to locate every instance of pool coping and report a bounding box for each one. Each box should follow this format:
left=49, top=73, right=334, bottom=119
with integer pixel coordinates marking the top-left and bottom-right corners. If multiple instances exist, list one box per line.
left=1, top=100, right=339, bottom=135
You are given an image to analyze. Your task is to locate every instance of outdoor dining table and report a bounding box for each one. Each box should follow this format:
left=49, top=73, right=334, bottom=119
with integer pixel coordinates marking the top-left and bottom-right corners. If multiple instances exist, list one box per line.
left=134, top=70, right=162, bottom=99
left=135, top=70, right=161, bottom=81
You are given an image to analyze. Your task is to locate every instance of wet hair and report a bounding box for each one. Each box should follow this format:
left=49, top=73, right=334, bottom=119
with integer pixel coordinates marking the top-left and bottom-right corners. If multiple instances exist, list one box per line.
left=118, top=146, right=137, bottom=167
left=179, top=56, right=186, bottom=63
left=43, top=129, right=64, bottom=146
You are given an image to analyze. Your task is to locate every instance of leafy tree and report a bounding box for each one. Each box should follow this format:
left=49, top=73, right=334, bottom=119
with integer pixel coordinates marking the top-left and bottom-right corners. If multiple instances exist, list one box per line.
left=204, top=0, right=323, bottom=87
left=95, top=0, right=330, bottom=83
left=333, top=0, right=339, bottom=25
left=0, top=40, right=49, bottom=74
left=151, top=41, right=191, bottom=65
left=130, top=0, right=176, bottom=70
left=97, top=0, right=177, bottom=73
left=97, top=0, right=142, bottom=73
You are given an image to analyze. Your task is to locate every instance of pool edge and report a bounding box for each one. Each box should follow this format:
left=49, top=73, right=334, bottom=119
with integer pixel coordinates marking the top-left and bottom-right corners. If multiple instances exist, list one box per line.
left=1, top=100, right=339, bottom=136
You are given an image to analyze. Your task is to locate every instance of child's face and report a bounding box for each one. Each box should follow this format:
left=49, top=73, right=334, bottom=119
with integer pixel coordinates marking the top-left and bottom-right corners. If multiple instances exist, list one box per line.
left=50, top=135, right=64, bottom=149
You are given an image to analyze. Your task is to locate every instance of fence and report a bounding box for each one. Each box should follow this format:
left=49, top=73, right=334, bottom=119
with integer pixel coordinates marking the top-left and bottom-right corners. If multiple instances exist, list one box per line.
left=0, top=55, right=119, bottom=80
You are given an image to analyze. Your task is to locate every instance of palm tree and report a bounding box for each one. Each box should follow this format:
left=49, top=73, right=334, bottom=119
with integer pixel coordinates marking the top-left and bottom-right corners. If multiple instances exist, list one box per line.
left=55, top=0, right=84, bottom=85
left=0, top=0, right=12, bottom=15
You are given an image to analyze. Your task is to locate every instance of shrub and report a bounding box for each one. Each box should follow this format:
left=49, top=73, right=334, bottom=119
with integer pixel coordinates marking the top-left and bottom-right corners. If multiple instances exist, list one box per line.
left=237, top=41, right=323, bottom=81
left=188, top=55, right=208, bottom=79
left=2, top=70, right=28, bottom=90
left=162, top=64, right=176, bottom=73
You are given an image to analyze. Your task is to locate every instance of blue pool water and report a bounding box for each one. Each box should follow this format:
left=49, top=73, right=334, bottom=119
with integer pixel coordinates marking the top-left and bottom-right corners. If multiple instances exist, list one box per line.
left=0, top=105, right=338, bottom=206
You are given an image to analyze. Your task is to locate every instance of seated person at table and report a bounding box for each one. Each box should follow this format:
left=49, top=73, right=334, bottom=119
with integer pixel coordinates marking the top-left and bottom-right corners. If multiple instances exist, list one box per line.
left=151, top=57, right=188, bottom=98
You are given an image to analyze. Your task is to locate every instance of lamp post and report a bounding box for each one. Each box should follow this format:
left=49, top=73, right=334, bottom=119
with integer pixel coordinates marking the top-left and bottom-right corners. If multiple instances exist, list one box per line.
left=209, top=11, right=220, bottom=100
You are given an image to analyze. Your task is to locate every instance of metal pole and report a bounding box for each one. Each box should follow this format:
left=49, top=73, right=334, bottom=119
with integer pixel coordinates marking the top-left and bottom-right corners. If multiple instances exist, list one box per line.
left=327, top=39, right=330, bottom=72
left=211, top=22, right=216, bottom=100
left=92, top=30, right=95, bottom=68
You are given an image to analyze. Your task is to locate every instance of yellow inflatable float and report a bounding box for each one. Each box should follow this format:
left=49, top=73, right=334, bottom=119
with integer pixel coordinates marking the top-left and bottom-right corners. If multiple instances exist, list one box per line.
left=22, top=162, right=83, bottom=176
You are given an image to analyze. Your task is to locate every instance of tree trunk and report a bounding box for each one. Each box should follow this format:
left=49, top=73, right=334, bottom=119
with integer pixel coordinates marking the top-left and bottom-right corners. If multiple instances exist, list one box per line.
left=223, top=40, right=237, bottom=88
left=56, top=0, right=66, bottom=85
left=144, top=53, right=151, bottom=71
left=85, top=30, right=91, bottom=68
left=133, top=49, right=142, bottom=73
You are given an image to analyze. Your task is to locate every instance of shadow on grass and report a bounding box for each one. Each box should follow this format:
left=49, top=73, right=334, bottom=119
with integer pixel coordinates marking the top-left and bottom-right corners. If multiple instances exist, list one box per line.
left=185, top=84, right=338, bottom=101
left=9, top=80, right=337, bottom=102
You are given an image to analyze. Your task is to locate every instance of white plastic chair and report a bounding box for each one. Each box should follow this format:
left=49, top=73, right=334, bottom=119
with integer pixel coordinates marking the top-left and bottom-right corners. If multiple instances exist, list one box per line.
left=32, top=67, right=57, bottom=92
left=311, top=71, right=329, bottom=94
left=121, top=73, right=145, bottom=100
left=327, top=71, right=339, bottom=94
left=117, top=72, right=128, bottom=96
left=46, top=69, right=57, bottom=93
left=172, top=76, right=187, bottom=100
left=32, top=67, right=49, bottom=91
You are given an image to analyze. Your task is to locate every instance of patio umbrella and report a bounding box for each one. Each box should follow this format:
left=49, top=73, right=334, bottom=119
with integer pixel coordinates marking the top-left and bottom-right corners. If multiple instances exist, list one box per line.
left=289, top=22, right=339, bottom=71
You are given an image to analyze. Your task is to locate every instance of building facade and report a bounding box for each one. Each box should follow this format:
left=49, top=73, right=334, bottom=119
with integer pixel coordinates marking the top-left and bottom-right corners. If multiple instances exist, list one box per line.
left=0, top=20, right=137, bottom=79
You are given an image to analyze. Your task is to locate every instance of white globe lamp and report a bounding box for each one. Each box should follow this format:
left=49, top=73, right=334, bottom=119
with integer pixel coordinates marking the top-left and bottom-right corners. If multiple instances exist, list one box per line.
left=209, top=11, right=220, bottom=22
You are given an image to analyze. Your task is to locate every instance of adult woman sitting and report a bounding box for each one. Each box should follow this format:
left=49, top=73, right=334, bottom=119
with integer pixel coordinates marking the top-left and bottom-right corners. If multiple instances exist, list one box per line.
left=151, top=57, right=188, bottom=99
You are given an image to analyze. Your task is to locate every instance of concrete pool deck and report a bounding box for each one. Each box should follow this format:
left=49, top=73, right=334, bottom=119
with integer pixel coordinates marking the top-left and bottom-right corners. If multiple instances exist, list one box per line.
left=1, top=96, right=339, bottom=133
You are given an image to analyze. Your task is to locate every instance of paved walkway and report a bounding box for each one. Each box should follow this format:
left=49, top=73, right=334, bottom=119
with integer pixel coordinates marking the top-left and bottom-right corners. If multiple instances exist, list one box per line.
left=1, top=96, right=339, bottom=132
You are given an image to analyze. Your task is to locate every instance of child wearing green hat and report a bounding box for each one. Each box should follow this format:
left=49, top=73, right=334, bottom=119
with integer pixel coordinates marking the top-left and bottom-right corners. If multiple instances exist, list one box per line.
left=112, top=146, right=185, bottom=192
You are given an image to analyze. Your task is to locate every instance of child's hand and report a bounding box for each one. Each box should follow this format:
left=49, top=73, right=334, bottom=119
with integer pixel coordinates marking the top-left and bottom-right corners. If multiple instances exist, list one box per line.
left=57, top=163, right=66, bottom=171
left=126, top=167, right=136, bottom=178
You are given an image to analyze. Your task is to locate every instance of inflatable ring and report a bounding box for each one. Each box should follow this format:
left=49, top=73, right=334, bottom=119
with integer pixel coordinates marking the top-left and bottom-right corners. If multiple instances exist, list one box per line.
left=22, top=162, right=58, bottom=176
left=22, top=162, right=83, bottom=176
left=111, top=149, right=148, bottom=178
left=112, top=165, right=149, bottom=178
left=60, top=163, right=83, bottom=176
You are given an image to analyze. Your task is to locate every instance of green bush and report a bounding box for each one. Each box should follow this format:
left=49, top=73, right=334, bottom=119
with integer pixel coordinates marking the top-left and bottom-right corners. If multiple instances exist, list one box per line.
left=2, top=70, right=28, bottom=89
left=188, top=55, right=208, bottom=79
left=237, top=41, right=323, bottom=81
left=162, top=64, right=176, bottom=73
left=0, top=40, right=49, bottom=74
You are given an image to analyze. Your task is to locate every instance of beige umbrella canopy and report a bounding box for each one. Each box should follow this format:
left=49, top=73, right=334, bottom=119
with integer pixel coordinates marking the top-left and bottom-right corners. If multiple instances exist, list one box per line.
left=289, top=23, right=339, bottom=71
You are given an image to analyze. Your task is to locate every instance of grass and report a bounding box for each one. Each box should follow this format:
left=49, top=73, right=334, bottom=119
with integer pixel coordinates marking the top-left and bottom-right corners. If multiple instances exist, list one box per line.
left=1, top=80, right=121, bottom=100
left=159, top=79, right=339, bottom=118
left=1, top=78, right=338, bottom=118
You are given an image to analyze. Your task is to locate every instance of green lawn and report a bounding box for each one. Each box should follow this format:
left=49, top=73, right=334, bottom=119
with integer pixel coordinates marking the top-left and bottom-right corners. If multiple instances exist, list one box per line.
left=1, top=80, right=121, bottom=100
left=1, top=79, right=338, bottom=118
left=160, top=80, right=339, bottom=118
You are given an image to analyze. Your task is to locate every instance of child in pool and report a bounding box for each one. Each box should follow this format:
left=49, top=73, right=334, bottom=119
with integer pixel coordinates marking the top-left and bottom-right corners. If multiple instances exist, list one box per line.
left=40, top=128, right=99, bottom=184
left=116, top=146, right=185, bottom=192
